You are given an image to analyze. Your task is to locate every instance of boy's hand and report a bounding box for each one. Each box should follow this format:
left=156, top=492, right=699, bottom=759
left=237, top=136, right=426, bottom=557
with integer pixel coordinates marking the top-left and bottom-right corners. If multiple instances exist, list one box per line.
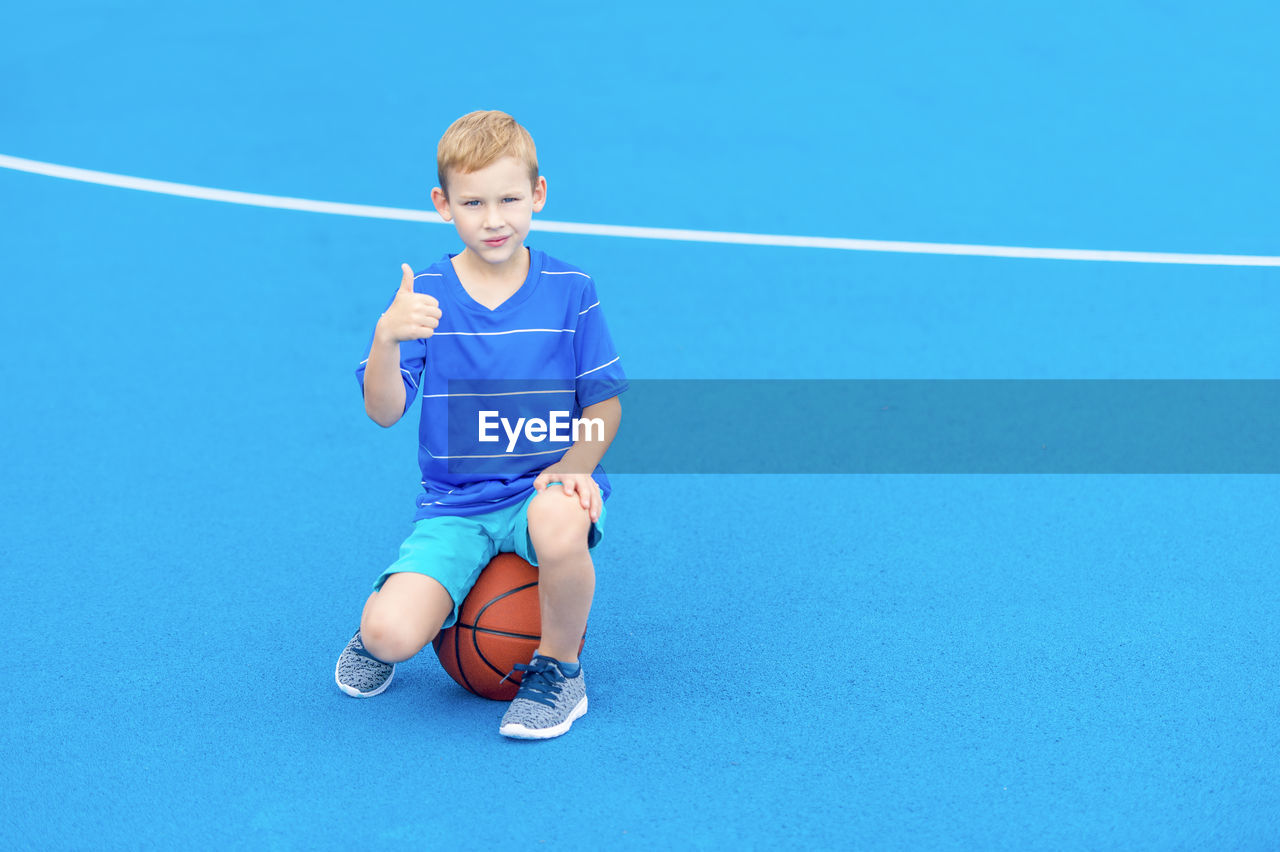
left=534, top=467, right=602, bottom=523
left=376, top=263, right=443, bottom=344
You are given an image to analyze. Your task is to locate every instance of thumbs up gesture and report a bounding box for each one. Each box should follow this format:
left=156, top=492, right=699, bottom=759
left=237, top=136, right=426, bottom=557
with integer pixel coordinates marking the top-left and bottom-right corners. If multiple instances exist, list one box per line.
left=376, top=263, right=443, bottom=344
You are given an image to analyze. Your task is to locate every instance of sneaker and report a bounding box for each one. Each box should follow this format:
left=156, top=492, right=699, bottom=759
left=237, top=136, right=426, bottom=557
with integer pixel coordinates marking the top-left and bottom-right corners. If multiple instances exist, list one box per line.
left=334, top=631, right=395, bottom=698
left=498, top=654, right=588, bottom=740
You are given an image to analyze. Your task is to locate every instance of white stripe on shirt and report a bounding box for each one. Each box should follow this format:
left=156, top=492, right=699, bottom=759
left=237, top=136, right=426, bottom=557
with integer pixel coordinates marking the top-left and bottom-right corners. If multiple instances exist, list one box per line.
left=357, top=358, right=418, bottom=390
left=424, top=446, right=568, bottom=460
left=422, top=389, right=574, bottom=399
left=418, top=487, right=456, bottom=507
left=576, top=355, right=620, bottom=378
left=433, top=328, right=575, bottom=336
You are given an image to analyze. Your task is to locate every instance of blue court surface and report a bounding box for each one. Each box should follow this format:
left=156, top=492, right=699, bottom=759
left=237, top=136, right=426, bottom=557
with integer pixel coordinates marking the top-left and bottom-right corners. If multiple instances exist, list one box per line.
left=2, top=2, right=1278, bottom=849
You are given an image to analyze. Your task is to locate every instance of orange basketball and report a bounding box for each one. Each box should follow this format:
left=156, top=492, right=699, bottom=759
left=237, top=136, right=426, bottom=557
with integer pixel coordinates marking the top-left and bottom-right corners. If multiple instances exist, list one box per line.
left=432, top=553, right=586, bottom=701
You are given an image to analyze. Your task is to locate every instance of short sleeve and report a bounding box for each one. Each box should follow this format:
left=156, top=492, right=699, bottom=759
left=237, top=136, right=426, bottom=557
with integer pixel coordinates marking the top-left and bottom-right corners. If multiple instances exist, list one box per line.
left=573, top=279, right=628, bottom=408
left=355, top=289, right=428, bottom=416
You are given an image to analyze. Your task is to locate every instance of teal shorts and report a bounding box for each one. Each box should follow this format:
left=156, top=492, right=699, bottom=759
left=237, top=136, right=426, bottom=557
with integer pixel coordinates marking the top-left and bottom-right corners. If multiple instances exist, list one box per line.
left=373, top=484, right=607, bottom=629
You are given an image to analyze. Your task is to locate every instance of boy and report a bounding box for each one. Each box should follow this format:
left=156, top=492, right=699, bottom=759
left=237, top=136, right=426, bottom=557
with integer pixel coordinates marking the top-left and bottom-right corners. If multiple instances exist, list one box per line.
left=334, top=110, right=626, bottom=740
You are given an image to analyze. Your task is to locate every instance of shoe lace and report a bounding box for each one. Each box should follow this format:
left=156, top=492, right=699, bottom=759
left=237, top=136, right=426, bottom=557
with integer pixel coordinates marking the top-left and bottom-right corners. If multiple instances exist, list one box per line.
left=501, top=659, right=564, bottom=708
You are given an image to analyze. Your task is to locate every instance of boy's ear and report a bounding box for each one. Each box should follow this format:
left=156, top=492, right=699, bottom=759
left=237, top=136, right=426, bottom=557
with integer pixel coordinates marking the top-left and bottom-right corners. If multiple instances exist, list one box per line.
left=430, top=186, right=452, bottom=222
left=532, top=176, right=547, bottom=213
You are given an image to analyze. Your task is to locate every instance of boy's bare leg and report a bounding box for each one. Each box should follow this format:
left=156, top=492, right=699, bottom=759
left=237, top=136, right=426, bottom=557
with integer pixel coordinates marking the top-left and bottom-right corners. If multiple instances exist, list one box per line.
left=360, top=572, right=455, bottom=663
left=526, top=487, right=595, bottom=664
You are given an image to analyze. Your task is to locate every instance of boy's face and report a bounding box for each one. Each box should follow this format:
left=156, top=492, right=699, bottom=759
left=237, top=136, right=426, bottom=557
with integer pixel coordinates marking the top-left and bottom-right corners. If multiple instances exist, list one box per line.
left=431, top=156, right=547, bottom=270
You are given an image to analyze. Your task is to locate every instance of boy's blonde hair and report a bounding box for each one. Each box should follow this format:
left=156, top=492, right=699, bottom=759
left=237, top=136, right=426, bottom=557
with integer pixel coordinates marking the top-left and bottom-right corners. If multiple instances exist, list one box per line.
left=436, top=110, right=539, bottom=197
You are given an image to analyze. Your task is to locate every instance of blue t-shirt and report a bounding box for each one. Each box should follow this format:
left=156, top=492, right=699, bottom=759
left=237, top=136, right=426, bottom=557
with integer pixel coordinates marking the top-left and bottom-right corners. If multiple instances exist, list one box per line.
left=356, top=247, right=628, bottom=520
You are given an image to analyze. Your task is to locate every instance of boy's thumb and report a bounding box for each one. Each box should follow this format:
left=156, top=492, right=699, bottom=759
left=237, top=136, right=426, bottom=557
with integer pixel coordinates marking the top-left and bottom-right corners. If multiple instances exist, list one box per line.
left=399, top=263, right=415, bottom=291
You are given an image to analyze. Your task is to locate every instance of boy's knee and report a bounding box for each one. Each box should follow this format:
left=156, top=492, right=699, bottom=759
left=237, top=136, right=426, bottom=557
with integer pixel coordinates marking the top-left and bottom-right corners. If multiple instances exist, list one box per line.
left=360, top=611, right=428, bottom=663
left=527, top=488, right=591, bottom=558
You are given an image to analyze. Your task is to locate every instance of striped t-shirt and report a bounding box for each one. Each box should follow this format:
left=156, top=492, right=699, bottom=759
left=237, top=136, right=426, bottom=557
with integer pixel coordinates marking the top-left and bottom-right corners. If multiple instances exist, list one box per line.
left=356, top=247, right=628, bottom=520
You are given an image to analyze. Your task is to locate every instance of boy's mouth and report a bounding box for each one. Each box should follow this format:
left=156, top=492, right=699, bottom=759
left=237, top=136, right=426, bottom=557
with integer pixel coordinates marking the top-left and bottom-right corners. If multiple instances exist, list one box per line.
left=483, top=236, right=510, bottom=247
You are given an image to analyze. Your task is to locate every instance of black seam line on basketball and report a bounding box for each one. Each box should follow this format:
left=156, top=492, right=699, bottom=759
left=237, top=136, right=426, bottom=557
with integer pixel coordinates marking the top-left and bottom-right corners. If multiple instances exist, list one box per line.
left=472, top=581, right=539, bottom=627
left=455, top=625, right=540, bottom=640
left=471, top=625, right=516, bottom=683
left=471, top=573, right=540, bottom=685
left=455, top=624, right=591, bottom=641
left=471, top=579, right=542, bottom=684
left=451, top=619, right=479, bottom=696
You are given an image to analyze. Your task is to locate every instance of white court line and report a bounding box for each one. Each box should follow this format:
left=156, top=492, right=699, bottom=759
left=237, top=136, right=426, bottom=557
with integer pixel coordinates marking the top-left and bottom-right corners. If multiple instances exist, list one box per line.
left=3, top=152, right=1278, bottom=268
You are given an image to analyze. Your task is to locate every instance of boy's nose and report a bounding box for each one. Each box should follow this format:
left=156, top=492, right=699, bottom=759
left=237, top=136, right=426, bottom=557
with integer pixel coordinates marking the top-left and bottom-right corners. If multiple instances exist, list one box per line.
left=484, top=208, right=504, bottom=230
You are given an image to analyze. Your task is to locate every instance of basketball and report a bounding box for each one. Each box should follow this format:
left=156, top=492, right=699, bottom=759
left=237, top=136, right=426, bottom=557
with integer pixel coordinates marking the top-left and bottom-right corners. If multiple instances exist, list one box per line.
left=432, top=553, right=586, bottom=701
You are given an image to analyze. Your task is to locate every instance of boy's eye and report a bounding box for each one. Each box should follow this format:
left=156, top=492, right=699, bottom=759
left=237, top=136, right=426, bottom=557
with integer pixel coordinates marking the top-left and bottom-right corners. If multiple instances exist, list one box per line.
left=503, top=197, right=520, bottom=203
left=463, top=200, right=481, bottom=207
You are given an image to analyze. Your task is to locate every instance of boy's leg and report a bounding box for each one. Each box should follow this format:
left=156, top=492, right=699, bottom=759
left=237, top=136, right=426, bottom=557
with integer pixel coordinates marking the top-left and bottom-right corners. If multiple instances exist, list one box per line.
left=360, top=573, right=456, bottom=663
left=523, top=485, right=595, bottom=664
left=336, top=576, right=454, bottom=698
left=337, top=515, right=496, bottom=697
left=497, top=484, right=598, bottom=739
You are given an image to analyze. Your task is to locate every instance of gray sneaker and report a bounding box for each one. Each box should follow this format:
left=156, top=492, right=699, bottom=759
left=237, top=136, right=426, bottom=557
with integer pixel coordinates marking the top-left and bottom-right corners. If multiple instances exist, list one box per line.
left=498, top=655, right=588, bottom=739
left=335, top=631, right=395, bottom=698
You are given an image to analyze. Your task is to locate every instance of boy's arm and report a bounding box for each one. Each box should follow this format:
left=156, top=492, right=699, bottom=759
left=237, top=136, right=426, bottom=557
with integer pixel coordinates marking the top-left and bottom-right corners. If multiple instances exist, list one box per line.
left=552, top=396, right=622, bottom=473
left=533, top=396, right=622, bottom=523
left=363, top=263, right=442, bottom=427
left=362, top=336, right=408, bottom=427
